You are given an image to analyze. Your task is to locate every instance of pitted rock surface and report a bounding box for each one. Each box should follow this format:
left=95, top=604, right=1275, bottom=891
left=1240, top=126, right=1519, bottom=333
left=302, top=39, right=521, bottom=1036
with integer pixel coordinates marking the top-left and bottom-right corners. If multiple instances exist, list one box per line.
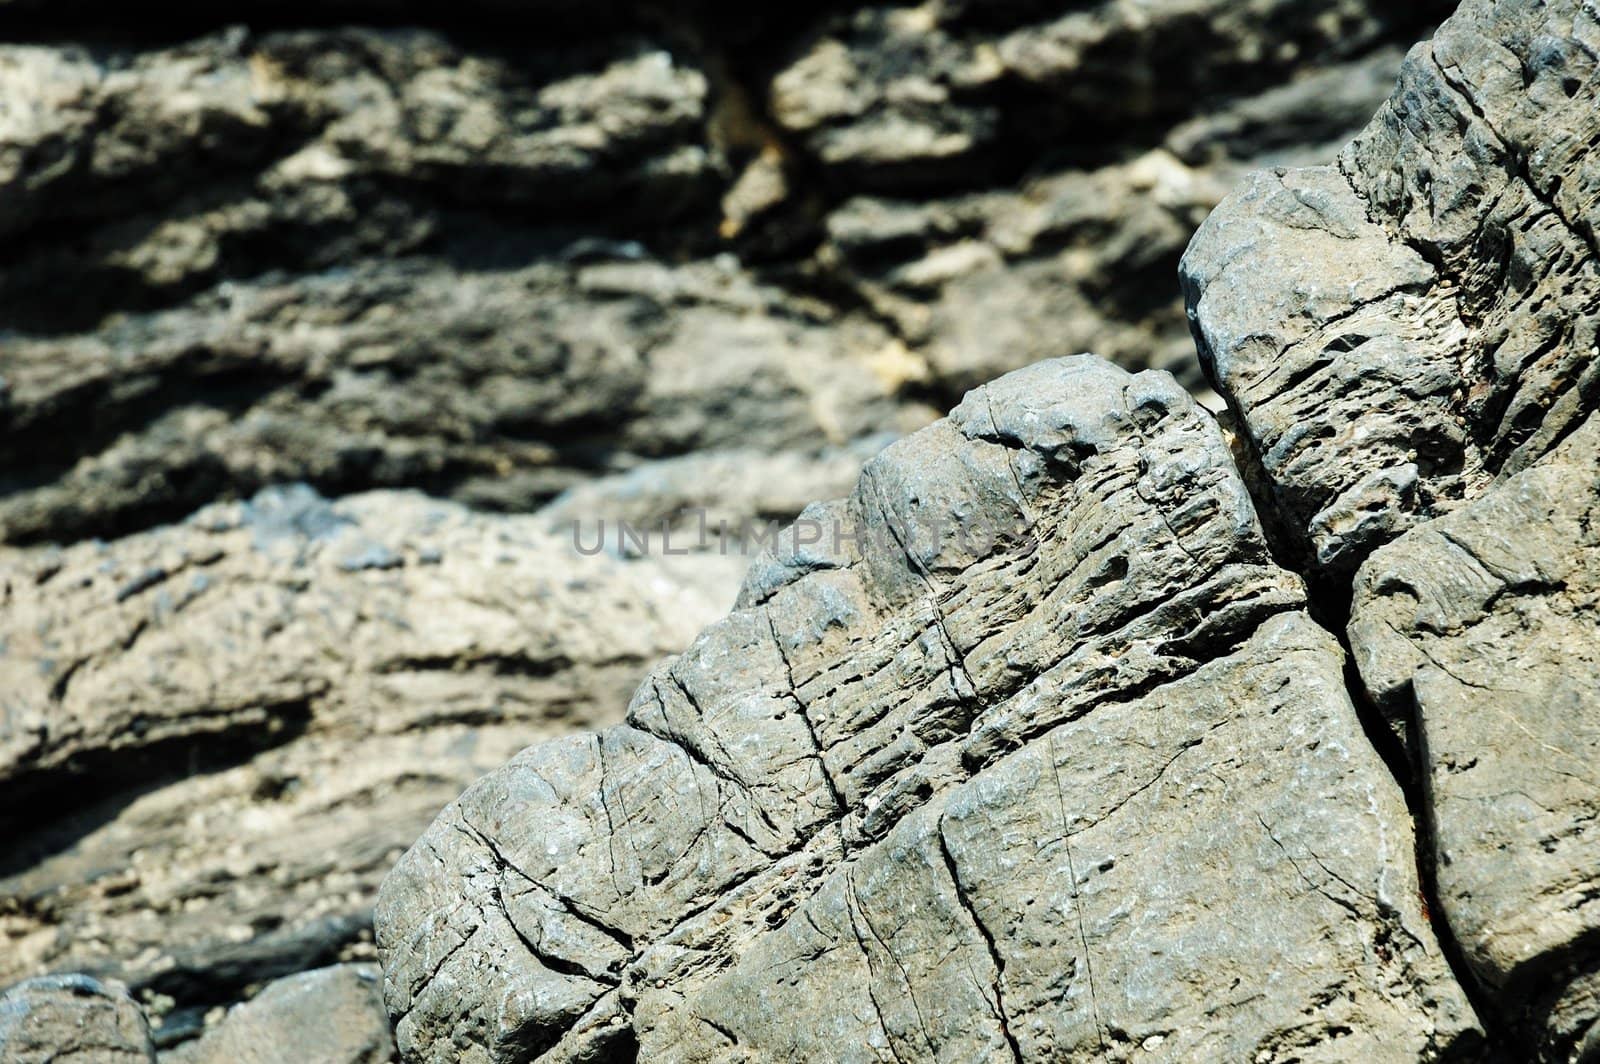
left=1184, top=0, right=1600, bottom=1056
left=375, top=357, right=1480, bottom=1062
left=1183, top=0, right=1600, bottom=576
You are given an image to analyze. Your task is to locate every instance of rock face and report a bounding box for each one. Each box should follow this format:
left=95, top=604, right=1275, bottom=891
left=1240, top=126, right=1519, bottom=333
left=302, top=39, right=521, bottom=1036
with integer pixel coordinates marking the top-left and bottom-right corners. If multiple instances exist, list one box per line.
left=0, top=973, right=156, bottom=1063
left=1184, top=0, right=1600, bottom=1057
left=1183, top=0, right=1600, bottom=577
left=0, top=2, right=1447, bottom=548
left=0, top=486, right=742, bottom=1040
left=0, top=6, right=1462, bottom=1040
left=375, top=357, right=1479, bottom=1062
left=1349, top=419, right=1600, bottom=1060
left=25, top=0, right=1600, bottom=1060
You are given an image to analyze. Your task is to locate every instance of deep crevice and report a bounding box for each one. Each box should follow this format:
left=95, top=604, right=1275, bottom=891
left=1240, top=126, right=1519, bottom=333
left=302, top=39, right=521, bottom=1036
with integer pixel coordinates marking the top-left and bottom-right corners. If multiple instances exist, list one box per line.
left=1231, top=440, right=1514, bottom=1058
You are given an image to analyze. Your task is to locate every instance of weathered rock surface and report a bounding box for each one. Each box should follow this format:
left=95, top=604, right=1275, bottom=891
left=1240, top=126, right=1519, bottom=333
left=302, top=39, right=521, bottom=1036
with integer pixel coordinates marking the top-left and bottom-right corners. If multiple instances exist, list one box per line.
left=1183, top=0, right=1600, bottom=576
left=0, top=2, right=1446, bottom=547
left=1349, top=418, right=1600, bottom=1060
left=5, top=2, right=1540, bottom=1059
left=165, top=964, right=394, bottom=1064
left=0, top=973, right=156, bottom=1063
left=1185, top=0, right=1600, bottom=1056
left=376, top=357, right=1480, bottom=1062
left=0, top=486, right=742, bottom=1040
left=766, top=2, right=1438, bottom=188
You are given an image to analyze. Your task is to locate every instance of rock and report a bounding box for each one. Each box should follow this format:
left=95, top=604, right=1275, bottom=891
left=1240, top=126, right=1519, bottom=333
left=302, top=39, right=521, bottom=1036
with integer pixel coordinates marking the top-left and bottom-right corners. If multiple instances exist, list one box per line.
left=1182, top=0, right=1600, bottom=576
left=164, top=964, right=393, bottom=1064
left=1349, top=416, right=1600, bottom=1059
left=0, top=253, right=930, bottom=547
left=0, top=6, right=1454, bottom=548
left=766, top=1, right=1448, bottom=189
left=810, top=40, right=1434, bottom=402
left=375, top=357, right=1479, bottom=1062
left=0, top=485, right=743, bottom=1034
left=0, top=30, right=715, bottom=246
left=1183, top=0, right=1600, bottom=1055
left=819, top=149, right=1238, bottom=396
left=0, top=973, right=155, bottom=1063
left=0, top=3, right=1508, bottom=1059
left=0, top=28, right=929, bottom=547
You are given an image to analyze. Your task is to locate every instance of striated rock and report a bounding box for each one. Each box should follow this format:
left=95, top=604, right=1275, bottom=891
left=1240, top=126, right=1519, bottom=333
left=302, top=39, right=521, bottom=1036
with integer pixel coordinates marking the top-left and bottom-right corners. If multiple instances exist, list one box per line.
left=0, top=5, right=1453, bottom=548
left=766, top=0, right=1447, bottom=190
left=1349, top=417, right=1600, bottom=1060
left=0, top=29, right=715, bottom=247
left=0, top=485, right=742, bottom=1036
left=165, top=964, right=394, bottom=1064
left=375, top=357, right=1479, bottom=1062
left=1185, top=0, right=1600, bottom=1056
left=0, top=973, right=156, bottom=1063
left=819, top=149, right=1237, bottom=395
left=810, top=40, right=1430, bottom=400
left=1183, top=0, right=1600, bottom=576
left=0, top=27, right=929, bottom=548
left=0, top=252, right=928, bottom=546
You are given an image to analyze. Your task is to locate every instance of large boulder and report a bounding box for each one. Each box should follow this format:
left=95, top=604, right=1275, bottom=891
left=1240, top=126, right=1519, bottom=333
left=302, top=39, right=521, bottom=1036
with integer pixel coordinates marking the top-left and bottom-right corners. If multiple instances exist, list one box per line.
left=375, top=357, right=1480, bottom=1062
left=1183, top=0, right=1600, bottom=577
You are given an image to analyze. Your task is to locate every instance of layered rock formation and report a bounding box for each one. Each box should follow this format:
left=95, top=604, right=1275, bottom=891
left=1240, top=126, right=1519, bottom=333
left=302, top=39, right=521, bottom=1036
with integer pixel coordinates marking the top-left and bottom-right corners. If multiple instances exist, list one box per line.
left=375, top=357, right=1480, bottom=1062
left=0, top=1, right=1447, bottom=547
left=0, top=1, right=1458, bottom=1051
left=13, top=0, right=1600, bottom=1060
left=370, top=0, right=1600, bottom=1060
left=1183, top=0, right=1600, bottom=1056
left=0, top=487, right=741, bottom=1042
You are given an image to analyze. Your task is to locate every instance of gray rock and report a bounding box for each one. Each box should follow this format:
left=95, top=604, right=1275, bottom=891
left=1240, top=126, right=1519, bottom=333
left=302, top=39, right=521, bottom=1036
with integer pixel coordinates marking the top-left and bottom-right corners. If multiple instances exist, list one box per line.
left=0, top=7, right=1454, bottom=548
left=375, top=357, right=1479, bottom=1062
left=0, top=254, right=929, bottom=547
left=809, top=40, right=1429, bottom=403
left=819, top=150, right=1239, bottom=396
left=1182, top=0, right=1600, bottom=576
left=0, top=486, right=742, bottom=1030
left=0, top=30, right=715, bottom=244
left=767, top=1, right=1446, bottom=188
left=163, top=964, right=393, bottom=1064
left=1349, top=416, right=1600, bottom=1060
left=1184, top=0, right=1600, bottom=1055
left=0, top=974, right=155, bottom=1063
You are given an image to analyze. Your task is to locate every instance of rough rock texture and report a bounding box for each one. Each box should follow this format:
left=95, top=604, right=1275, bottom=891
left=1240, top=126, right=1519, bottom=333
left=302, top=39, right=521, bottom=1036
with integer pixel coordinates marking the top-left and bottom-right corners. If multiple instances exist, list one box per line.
left=1183, top=0, right=1600, bottom=576
left=165, top=964, right=394, bottom=1064
left=0, top=2, right=1448, bottom=547
left=376, top=357, right=1480, bottom=1063
left=0, top=973, right=156, bottom=1063
left=1183, top=0, right=1600, bottom=1057
left=0, top=485, right=742, bottom=1041
left=1349, top=418, right=1600, bottom=1060
left=1, top=1, right=1527, bottom=1058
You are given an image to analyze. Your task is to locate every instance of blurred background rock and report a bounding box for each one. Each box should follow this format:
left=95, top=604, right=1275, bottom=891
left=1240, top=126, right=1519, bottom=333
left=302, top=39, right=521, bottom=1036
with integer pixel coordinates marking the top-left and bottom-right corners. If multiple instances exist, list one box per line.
left=0, top=0, right=1451, bottom=1052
